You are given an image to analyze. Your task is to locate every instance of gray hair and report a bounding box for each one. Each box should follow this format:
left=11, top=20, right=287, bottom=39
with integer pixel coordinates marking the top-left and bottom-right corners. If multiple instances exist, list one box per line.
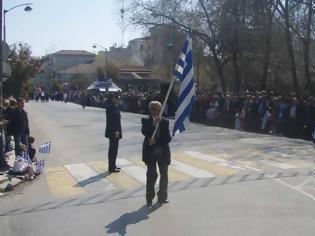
left=148, top=101, right=162, bottom=110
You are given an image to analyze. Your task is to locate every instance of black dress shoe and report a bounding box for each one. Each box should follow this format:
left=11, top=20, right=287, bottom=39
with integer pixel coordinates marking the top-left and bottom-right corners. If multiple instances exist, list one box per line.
left=109, top=169, right=120, bottom=173
left=115, top=166, right=121, bottom=170
left=146, top=200, right=152, bottom=207
left=158, top=200, right=169, bottom=204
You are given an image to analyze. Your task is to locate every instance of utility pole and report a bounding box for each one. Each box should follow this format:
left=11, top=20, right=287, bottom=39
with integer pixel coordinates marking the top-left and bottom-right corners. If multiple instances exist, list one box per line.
left=0, top=0, right=5, bottom=168
left=120, top=0, right=125, bottom=47
left=0, top=0, right=3, bottom=118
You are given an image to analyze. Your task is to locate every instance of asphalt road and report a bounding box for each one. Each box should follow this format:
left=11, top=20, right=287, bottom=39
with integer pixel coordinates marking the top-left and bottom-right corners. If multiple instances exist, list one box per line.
left=0, top=101, right=314, bottom=236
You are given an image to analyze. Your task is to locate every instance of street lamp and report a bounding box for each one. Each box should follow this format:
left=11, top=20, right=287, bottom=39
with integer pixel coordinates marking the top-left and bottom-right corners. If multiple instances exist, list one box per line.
left=3, top=3, right=33, bottom=42
left=92, top=44, right=108, bottom=80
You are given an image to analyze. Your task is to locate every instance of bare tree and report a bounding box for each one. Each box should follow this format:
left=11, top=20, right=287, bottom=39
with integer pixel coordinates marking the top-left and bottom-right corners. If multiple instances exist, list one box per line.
left=272, top=0, right=300, bottom=95
left=128, top=0, right=228, bottom=93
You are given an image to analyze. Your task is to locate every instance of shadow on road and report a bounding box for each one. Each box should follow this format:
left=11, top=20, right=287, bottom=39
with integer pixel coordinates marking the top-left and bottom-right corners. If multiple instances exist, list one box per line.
left=105, top=204, right=161, bottom=235
left=75, top=172, right=110, bottom=187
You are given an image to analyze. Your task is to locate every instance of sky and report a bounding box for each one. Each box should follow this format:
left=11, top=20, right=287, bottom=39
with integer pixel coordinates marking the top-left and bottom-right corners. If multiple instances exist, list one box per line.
left=3, top=0, right=142, bottom=57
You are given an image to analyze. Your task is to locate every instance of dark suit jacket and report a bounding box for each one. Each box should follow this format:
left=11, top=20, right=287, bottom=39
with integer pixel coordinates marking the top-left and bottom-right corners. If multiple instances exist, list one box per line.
left=5, top=107, right=15, bottom=135
left=141, top=116, right=171, bottom=165
left=105, top=102, right=122, bottom=139
left=9, top=108, right=30, bottom=136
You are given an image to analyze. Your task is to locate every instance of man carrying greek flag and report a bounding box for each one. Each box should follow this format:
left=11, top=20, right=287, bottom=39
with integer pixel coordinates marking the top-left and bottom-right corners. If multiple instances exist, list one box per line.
left=143, top=32, right=195, bottom=206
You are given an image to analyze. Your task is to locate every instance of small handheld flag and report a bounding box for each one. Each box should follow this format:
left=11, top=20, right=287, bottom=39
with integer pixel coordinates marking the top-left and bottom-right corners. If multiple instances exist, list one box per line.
left=39, top=142, right=52, bottom=153
left=35, top=160, right=45, bottom=173
left=173, top=32, right=195, bottom=136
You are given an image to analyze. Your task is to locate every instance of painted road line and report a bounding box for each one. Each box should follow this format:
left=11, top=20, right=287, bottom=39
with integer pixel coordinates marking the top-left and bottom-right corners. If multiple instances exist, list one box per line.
left=260, top=159, right=297, bottom=169
left=236, top=160, right=261, bottom=172
left=116, top=159, right=134, bottom=167
left=170, top=159, right=215, bottom=178
left=87, top=160, right=142, bottom=189
left=130, top=158, right=192, bottom=182
left=87, top=161, right=108, bottom=173
left=245, top=149, right=312, bottom=169
left=259, top=151, right=311, bottom=168
left=172, top=152, right=239, bottom=176
left=122, top=166, right=147, bottom=184
left=86, top=159, right=135, bottom=172
left=65, top=163, right=115, bottom=191
left=129, top=158, right=214, bottom=179
left=184, top=151, right=245, bottom=170
left=45, top=166, right=85, bottom=198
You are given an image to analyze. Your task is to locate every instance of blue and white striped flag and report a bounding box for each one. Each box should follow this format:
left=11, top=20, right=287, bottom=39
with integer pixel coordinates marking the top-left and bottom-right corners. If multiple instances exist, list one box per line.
left=173, top=32, right=195, bottom=136
left=39, top=142, right=52, bottom=153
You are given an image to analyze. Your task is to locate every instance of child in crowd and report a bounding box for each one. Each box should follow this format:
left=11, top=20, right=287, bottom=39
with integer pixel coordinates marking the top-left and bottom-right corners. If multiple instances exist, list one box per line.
left=28, top=136, right=37, bottom=162
left=13, top=144, right=35, bottom=180
left=261, top=108, right=272, bottom=131
left=235, top=108, right=241, bottom=130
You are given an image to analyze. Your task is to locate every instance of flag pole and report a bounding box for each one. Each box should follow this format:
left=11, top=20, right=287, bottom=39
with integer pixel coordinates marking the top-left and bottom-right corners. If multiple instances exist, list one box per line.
left=151, top=76, right=176, bottom=139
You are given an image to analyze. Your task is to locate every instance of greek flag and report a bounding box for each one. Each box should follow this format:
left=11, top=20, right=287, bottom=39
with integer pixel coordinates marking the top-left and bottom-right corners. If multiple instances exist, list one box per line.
left=35, top=160, right=45, bottom=173
left=39, top=142, right=52, bottom=153
left=173, top=32, right=195, bottom=136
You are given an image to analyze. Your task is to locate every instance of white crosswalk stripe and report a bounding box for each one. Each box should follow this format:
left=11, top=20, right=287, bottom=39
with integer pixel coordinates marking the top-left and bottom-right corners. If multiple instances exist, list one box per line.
left=65, top=163, right=115, bottom=191
left=170, top=159, right=215, bottom=178
left=46, top=149, right=306, bottom=198
left=184, top=151, right=245, bottom=170
left=116, top=158, right=133, bottom=167
left=122, top=166, right=147, bottom=184
left=260, top=160, right=297, bottom=170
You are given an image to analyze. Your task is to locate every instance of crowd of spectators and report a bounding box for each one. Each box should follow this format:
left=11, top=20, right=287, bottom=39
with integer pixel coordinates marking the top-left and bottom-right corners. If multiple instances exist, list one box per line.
left=192, top=91, right=315, bottom=141
left=0, top=97, right=41, bottom=179
left=33, top=88, right=315, bottom=142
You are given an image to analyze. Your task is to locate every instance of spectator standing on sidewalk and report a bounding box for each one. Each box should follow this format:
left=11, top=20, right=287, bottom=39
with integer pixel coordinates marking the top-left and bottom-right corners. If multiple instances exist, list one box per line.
left=5, top=99, right=16, bottom=151
left=105, top=93, right=122, bottom=173
left=10, top=98, right=30, bottom=155
left=79, top=90, right=87, bottom=109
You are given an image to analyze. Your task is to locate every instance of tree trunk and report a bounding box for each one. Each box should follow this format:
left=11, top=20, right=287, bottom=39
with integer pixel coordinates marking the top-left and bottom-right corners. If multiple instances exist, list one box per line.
left=232, top=0, right=241, bottom=94
left=207, top=37, right=227, bottom=94
left=212, top=51, right=227, bottom=94
left=261, top=8, right=273, bottom=90
left=284, top=2, right=300, bottom=95
left=232, top=52, right=241, bottom=93
left=303, top=0, right=313, bottom=89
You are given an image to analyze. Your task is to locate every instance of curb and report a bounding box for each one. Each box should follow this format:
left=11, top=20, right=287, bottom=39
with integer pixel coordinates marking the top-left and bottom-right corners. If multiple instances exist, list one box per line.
left=0, top=175, right=26, bottom=194
left=0, top=175, right=9, bottom=185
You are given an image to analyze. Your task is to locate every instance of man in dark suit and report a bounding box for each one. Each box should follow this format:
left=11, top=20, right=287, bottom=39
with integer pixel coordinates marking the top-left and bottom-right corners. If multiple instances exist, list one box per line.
left=10, top=98, right=30, bottom=156
left=141, top=101, right=171, bottom=206
left=105, top=93, right=122, bottom=173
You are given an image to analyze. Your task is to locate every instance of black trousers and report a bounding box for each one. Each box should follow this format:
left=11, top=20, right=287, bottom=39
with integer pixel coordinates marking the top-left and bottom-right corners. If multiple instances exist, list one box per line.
left=108, top=138, right=119, bottom=171
left=146, top=160, right=168, bottom=202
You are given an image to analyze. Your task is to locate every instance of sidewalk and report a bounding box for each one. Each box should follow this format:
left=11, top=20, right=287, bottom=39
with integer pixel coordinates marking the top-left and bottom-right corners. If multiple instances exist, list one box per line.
left=0, top=151, right=26, bottom=195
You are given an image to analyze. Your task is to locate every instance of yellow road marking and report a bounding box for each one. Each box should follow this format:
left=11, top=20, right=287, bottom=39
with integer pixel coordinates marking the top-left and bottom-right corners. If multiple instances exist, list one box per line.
left=45, top=166, right=65, bottom=173
left=87, top=161, right=142, bottom=189
left=45, top=166, right=85, bottom=198
left=172, top=152, right=238, bottom=176
left=87, top=161, right=108, bottom=172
